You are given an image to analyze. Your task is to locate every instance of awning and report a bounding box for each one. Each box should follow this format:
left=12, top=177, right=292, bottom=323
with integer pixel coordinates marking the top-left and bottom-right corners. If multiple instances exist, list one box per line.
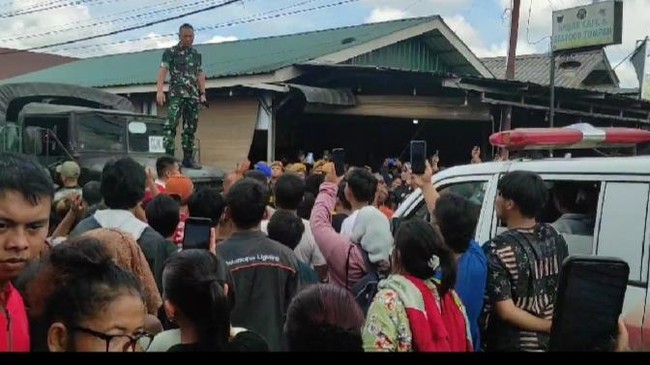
left=241, top=82, right=357, bottom=106
left=285, top=83, right=356, bottom=106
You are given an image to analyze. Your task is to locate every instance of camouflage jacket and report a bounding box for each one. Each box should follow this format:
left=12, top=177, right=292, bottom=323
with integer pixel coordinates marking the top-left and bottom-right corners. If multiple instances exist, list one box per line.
left=161, top=44, right=203, bottom=99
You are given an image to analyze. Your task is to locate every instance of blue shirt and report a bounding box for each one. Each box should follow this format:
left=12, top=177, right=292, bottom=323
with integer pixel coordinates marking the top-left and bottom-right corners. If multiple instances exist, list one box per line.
left=435, top=240, right=487, bottom=351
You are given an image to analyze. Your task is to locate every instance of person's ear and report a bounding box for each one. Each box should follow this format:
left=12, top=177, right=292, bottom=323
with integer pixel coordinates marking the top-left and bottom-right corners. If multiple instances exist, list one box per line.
left=164, top=299, right=177, bottom=322
left=47, top=322, right=69, bottom=352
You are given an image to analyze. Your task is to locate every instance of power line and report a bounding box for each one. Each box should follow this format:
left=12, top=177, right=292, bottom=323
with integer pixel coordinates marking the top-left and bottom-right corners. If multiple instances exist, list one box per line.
left=0, top=0, right=186, bottom=41
left=0, top=0, right=113, bottom=18
left=0, top=0, right=229, bottom=43
left=44, top=0, right=359, bottom=55
left=526, top=0, right=550, bottom=45
left=0, top=0, right=244, bottom=55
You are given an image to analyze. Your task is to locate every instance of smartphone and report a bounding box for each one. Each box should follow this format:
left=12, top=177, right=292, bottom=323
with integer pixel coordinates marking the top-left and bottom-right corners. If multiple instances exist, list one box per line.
left=331, top=148, right=346, bottom=177
left=549, top=255, right=629, bottom=352
left=182, top=217, right=213, bottom=250
left=410, top=140, right=427, bottom=175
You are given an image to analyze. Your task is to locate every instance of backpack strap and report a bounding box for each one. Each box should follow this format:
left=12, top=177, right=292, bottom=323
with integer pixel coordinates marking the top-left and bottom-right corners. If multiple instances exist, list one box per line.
left=345, top=242, right=380, bottom=290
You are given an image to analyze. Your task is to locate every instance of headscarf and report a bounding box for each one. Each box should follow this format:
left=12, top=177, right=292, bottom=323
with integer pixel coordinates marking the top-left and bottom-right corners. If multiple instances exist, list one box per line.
left=80, top=228, right=163, bottom=315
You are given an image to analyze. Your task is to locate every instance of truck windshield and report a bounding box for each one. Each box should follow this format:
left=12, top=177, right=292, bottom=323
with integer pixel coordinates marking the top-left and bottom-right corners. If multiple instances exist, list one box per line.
left=77, top=113, right=125, bottom=152
left=77, top=113, right=166, bottom=153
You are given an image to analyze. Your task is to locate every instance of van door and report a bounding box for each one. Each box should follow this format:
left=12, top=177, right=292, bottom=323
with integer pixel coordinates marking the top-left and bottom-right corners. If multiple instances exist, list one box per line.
left=596, top=181, right=650, bottom=350
left=396, top=175, right=497, bottom=243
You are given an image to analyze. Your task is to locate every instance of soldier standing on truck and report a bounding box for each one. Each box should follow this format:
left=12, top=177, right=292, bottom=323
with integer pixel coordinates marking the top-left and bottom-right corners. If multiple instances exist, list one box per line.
left=156, top=23, right=206, bottom=169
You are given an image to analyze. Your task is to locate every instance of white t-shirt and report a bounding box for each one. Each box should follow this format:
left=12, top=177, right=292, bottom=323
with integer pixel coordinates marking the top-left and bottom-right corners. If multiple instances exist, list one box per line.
left=261, top=217, right=326, bottom=268
left=340, top=209, right=359, bottom=239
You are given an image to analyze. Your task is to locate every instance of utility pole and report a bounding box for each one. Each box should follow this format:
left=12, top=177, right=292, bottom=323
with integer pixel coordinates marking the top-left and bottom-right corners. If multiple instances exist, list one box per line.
left=501, top=0, right=521, bottom=132
left=499, top=0, right=520, bottom=160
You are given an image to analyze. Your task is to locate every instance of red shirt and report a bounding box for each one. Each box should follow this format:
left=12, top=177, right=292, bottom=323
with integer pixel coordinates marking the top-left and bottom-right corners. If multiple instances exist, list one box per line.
left=142, top=182, right=165, bottom=206
left=173, top=211, right=189, bottom=247
left=0, top=283, right=30, bottom=352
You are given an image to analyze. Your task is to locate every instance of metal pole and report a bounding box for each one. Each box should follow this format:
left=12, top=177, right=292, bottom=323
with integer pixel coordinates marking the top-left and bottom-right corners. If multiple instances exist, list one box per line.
left=549, top=50, right=556, bottom=128
left=501, top=0, right=521, bottom=133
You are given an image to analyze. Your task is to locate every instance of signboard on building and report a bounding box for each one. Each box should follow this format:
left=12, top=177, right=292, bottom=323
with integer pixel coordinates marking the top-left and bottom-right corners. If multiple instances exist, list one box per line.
left=551, top=0, right=623, bottom=52
left=631, top=38, right=650, bottom=101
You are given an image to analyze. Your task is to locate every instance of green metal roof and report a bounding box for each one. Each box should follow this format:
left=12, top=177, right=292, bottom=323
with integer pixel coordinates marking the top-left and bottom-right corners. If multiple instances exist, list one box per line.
left=3, top=16, right=441, bottom=88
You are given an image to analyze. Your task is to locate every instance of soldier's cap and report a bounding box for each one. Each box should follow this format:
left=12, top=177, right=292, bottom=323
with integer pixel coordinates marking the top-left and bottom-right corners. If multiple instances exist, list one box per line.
left=164, top=175, right=194, bottom=204
left=56, top=161, right=81, bottom=179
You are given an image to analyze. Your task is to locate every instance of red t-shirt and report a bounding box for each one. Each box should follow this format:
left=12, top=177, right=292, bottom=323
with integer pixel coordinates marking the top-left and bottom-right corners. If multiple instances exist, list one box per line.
left=142, top=182, right=165, bottom=206
left=173, top=211, right=189, bottom=247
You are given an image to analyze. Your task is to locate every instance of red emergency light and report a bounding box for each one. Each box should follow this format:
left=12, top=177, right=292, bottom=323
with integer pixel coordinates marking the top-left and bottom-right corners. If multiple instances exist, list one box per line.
left=489, top=123, right=650, bottom=151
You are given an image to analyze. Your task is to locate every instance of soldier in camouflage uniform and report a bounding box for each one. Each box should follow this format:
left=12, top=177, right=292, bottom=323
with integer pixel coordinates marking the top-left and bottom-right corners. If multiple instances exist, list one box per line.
left=156, top=23, right=206, bottom=169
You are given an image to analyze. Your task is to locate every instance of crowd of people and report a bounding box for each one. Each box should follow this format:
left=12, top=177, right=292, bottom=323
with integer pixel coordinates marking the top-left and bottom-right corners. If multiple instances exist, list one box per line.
left=0, top=148, right=630, bottom=352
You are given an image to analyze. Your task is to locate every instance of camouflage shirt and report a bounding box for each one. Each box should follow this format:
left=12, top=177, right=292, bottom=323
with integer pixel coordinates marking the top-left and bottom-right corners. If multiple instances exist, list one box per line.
left=161, top=44, right=203, bottom=99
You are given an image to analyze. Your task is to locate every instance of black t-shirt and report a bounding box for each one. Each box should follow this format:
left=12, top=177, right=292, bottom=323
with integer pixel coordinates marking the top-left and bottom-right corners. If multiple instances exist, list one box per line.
left=166, top=331, right=269, bottom=352
left=332, top=213, right=348, bottom=233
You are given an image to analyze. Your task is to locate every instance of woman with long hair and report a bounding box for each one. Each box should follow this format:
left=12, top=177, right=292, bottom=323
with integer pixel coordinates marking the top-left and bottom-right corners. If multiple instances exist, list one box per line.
left=158, top=249, right=268, bottom=352
left=363, top=219, right=473, bottom=352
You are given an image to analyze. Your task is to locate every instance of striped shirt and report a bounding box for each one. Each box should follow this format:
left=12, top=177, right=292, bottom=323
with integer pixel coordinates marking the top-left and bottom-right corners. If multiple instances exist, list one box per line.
left=482, top=224, right=569, bottom=352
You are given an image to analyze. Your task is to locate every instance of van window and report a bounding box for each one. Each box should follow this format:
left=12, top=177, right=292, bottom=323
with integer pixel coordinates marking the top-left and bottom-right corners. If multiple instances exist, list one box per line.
left=411, top=180, right=488, bottom=222
left=495, top=179, right=601, bottom=257
left=597, top=182, right=648, bottom=281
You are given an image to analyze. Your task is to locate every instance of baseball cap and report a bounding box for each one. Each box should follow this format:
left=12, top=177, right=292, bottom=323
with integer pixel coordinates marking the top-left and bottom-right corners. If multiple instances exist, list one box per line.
left=164, top=175, right=194, bottom=203
left=254, top=162, right=272, bottom=179
left=56, top=161, right=81, bottom=179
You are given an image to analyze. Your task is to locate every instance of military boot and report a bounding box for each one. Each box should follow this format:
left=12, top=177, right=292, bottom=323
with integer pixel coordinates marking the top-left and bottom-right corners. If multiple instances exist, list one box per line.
left=182, top=150, right=202, bottom=169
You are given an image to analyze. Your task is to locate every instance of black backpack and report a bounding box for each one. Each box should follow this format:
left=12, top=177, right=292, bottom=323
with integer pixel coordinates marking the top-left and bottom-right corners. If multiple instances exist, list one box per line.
left=345, top=243, right=387, bottom=314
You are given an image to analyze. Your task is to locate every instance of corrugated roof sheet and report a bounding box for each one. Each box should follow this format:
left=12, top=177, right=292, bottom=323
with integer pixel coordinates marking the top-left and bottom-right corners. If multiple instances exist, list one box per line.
left=0, top=48, right=76, bottom=80
left=481, top=49, right=615, bottom=89
left=2, top=17, right=440, bottom=88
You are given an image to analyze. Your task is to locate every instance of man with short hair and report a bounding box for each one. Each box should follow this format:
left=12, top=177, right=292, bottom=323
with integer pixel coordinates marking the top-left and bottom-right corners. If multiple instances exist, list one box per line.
left=146, top=194, right=181, bottom=243
left=267, top=211, right=318, bottom=284
left=218, top=178, right=300, bottom=352
left=0, top=152, right=54, bottom=351
left=53, top=160, right=82, bottom=205
left=188, top=187, right=226, bottom=244
left=434, top=193, right=487, bottom=351
left=163, top=174, right=194, bottom=246
left=71, top=157, right=178, bottom=291
left=339, top=168, right=378, bottom=237
left=261, top=174, right=328, bottom=282
left=482, top=170, right=569, bottom=352
left=143, top=156, right=180, bottom=206
left=156, top=23, right=206, bottom=169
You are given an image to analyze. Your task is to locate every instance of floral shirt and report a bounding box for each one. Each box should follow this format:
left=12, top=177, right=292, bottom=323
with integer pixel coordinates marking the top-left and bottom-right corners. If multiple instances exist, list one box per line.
left=362, top=276, right=472, bottom=352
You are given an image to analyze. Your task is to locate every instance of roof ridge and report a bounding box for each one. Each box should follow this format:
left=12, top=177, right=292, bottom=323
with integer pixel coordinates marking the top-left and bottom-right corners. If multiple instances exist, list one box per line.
left=481, top=48, right=605, bottom=61
left=80, top=15, right=440, bottom=60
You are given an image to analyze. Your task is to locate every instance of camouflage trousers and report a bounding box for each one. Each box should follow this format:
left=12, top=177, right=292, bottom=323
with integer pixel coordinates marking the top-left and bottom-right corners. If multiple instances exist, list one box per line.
left=163, top=97, right=199, bottom=156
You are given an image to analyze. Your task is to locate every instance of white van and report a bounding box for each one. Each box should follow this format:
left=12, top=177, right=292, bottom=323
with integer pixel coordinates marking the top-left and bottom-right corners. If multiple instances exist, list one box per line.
left=393, top=155, right=650, bottom=350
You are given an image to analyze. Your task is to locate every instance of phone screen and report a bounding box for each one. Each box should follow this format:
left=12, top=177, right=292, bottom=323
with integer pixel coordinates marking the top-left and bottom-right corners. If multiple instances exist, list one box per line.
left=410, top=140, right=427, bottom=175
left=550, top=256, right=629, bottom=351
left=182, top=218, right=212, bottom=250
left=331, top=148, right=346, bottom=177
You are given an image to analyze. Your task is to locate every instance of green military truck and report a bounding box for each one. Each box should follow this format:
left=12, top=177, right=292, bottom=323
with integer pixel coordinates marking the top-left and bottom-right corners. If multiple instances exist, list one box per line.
left=0, top=82, right=224, bottom=189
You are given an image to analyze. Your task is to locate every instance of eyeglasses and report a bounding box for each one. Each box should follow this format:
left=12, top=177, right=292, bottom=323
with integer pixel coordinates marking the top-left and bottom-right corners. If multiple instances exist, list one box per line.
left=71, top=325, right=154, bottom=352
